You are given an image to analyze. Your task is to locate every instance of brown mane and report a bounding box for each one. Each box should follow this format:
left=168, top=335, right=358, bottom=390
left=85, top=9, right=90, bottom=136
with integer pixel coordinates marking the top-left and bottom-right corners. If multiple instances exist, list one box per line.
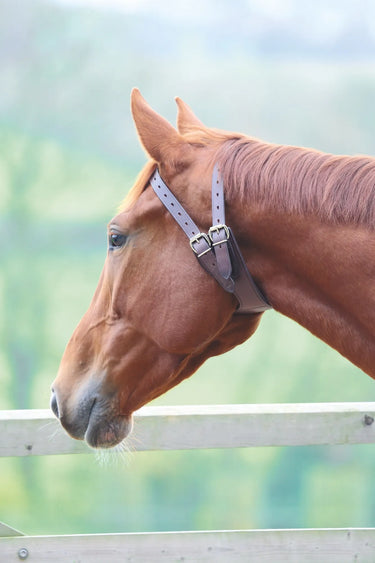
left=122, top=122, right=375, bottom=227
left=217, top=136, right=375, bottom=228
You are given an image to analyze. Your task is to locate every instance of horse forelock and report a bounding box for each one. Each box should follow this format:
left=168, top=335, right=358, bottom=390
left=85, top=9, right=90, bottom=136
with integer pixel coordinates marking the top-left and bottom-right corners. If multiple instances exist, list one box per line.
left=119, top=160, right=157, bottom=212
left=217, top=137, right=375, bottom=228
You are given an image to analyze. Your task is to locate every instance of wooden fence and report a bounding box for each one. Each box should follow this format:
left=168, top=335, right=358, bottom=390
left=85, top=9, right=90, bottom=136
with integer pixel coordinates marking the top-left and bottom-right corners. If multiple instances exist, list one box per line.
left=1, top=402, right=375, bottom=561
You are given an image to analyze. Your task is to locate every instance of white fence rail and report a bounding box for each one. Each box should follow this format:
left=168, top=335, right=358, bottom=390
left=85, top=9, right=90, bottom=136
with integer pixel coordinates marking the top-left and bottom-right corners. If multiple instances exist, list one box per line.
left=1, top=402, right=375, bottom=457
left=1, top=403, right=375, bottom=562
left=2, top=528, right=375, bottom=562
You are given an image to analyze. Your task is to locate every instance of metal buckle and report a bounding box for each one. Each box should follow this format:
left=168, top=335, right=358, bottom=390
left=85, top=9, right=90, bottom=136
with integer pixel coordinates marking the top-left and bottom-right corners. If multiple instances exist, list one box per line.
left=208, top=224, right=230, bottom=246
left=189, top=233, right=212, bottom=257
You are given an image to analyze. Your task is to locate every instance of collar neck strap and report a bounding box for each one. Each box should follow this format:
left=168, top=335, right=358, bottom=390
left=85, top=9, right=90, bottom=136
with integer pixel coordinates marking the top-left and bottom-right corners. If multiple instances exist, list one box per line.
left=149, top=165, right=271, bottom=314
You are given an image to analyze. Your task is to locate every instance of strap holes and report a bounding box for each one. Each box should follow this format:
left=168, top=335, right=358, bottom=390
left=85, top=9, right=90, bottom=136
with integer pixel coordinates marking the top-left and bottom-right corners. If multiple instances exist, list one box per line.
left=216, top=205, right=219, bottom=210
left=216, top=193, right=219, bottom=197
left=163, top=194, right=167, bottom=198
left=170, top=202, right=174, bottom=206
left=185, top=222, right=188, bottom=226
left=178, top=212, right=182, bottom=216
left=157, top=184, right=161, bottom=188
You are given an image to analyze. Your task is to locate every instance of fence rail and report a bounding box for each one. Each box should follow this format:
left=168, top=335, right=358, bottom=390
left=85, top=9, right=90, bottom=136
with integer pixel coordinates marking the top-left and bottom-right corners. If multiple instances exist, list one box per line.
left=1, top=403, right=375, bottom=561
left=2, top=528, right=375, bottom=562
left=1, top=402, right=375, bottom=457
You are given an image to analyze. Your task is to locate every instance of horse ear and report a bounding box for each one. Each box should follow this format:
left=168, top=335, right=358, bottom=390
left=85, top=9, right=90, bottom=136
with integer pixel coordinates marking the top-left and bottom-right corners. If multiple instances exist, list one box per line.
left=175, top=97, right=205, bottom=134
left=131, top=88, right=191, bottom=164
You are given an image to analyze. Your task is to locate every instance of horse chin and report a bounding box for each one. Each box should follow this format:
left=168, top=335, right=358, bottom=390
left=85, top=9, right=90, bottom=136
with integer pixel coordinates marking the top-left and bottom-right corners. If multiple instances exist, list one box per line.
left=84, top=409, right=133, bottom=449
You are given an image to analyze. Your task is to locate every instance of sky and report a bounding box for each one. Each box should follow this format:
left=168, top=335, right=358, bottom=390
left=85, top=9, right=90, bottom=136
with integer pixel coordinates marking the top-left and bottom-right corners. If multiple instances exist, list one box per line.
left=51, top=0, right=375, bottom=43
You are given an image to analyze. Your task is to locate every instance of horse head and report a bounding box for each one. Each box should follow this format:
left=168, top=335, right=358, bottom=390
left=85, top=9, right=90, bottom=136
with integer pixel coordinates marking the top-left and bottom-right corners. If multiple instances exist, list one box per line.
left=51, top=90, right=262, bottom=448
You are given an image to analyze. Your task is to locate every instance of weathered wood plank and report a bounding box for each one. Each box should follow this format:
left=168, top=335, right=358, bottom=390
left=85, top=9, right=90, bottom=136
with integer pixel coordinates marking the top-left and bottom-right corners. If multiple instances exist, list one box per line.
left=1, top=528, right=374, bottom=562
left=0, top=403, right=375, bottom=457
left=0, top=410, right=91, bottom=457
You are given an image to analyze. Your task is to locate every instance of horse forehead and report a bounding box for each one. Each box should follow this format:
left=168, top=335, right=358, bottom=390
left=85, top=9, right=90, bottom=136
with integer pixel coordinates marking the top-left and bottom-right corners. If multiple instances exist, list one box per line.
left=117, top=158, right=213, bottom=225
left=118, top=185, right=167, bottom=226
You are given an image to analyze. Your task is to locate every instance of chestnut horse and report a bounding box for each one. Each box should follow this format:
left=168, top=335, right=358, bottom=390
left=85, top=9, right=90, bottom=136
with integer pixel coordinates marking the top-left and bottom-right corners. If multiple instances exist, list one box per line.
left=51, top=89, right=375, bottom=448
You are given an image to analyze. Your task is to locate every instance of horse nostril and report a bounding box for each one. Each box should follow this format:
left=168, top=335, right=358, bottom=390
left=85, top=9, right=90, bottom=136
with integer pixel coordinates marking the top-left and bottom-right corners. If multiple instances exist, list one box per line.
left=50, top=391, right=60, bottom=419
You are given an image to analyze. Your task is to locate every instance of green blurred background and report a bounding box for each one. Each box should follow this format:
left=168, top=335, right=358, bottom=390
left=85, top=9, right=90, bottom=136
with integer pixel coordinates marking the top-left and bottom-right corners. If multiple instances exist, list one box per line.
left=1, top=0, right=375, bottom=536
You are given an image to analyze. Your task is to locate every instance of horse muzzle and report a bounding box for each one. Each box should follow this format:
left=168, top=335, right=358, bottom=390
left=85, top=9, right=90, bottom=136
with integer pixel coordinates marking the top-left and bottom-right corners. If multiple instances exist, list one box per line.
left=50, top=386, right=133, bottom=449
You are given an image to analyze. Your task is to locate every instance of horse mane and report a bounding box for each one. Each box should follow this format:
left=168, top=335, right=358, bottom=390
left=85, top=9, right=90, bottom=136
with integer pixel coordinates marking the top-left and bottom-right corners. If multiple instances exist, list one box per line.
left=121, top=124, right=375, bottom=228
left=216, top=136, right=375, bottom=228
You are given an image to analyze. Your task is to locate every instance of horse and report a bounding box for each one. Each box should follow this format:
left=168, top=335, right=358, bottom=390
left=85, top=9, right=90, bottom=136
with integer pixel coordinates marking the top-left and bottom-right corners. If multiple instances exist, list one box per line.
left=51, top=88, right=375, bottom=448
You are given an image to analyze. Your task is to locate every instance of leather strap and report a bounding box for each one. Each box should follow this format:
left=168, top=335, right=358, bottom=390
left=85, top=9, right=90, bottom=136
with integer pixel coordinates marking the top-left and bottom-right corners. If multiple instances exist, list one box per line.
left=226, top=229, right=271, bottom=313
left=149, top=170, right=234, bottom=293
left=149, top=171, right=200, bottom=239
left=149, top=167, right=271, bottom=314
left=210, top=164, right=232, bottom=279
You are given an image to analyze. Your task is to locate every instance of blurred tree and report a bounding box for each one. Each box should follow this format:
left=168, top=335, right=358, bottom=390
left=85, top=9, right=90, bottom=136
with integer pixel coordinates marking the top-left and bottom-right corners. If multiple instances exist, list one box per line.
left=0, top=132, right=45, bottom=409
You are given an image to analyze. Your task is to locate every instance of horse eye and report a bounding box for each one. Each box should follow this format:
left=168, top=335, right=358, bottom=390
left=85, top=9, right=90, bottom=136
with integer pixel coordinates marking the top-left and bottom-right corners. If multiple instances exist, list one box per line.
left=109, top=233, right=127, bottom=249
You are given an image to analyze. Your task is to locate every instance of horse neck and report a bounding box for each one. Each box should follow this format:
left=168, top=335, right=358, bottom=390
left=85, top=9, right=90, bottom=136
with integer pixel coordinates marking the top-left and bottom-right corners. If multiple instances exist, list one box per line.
left=220, top=139, right=375, bottom=378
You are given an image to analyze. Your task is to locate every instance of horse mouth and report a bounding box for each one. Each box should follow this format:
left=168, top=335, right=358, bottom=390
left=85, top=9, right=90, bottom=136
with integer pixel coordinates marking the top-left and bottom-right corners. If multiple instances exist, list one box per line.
left=53, top=392, right=133, bottom=449
left=84, top=403, right=133, bottom=449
